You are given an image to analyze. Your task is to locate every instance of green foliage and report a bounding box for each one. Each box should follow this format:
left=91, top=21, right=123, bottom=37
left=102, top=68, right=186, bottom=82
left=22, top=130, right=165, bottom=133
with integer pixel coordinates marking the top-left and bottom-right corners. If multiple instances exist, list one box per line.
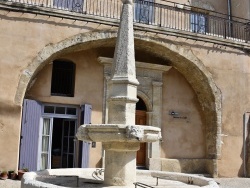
left=22, top=168, right=29, bottom=172
left=1, top=171, right=8, bottom=175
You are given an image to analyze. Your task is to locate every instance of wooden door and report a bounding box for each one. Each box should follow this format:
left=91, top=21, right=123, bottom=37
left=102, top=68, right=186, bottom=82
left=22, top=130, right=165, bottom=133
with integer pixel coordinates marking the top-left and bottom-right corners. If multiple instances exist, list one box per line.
left=136, top=110, right=147, bottom=167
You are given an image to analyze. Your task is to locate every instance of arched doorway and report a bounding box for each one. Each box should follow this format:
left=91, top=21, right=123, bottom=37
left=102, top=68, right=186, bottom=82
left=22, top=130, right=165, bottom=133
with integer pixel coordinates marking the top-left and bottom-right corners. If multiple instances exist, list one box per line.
left=136, top=96, right=147, bottom=168
left=15, top=30, right=221, bottom=176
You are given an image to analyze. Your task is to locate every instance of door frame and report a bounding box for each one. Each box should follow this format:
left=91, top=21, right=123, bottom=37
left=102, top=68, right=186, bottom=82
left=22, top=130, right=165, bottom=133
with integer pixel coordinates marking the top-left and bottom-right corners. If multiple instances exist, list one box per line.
left=37, top=117, right=54, bottom=170
left=37, top=103, right=79, bottom=170
left=136, top=110, right=147, bottom=167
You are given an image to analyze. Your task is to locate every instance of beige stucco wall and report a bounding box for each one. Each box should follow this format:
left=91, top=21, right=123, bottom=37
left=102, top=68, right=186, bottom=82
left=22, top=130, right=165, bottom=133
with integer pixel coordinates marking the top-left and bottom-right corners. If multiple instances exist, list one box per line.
left=0, top=0, right=250, bottom=177
left=0, top=9, right=110, bottom=171
left=189, top=40, right=250, bottom=177
left=161, top=68, right=206, bottom=159
left=231, top=0, right=250, bottom=19
left=26, top=50, right=104, bottom=168
left=191, top=0, right=227, bottom=14
left=191, top=0, right=250, bottom=19
left=26, top=49, right=207, bottom=167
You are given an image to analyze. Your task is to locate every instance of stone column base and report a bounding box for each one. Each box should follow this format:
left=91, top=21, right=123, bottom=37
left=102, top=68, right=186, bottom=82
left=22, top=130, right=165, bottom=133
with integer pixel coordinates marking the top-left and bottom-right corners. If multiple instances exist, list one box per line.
left=103, top=142, right=140, bottom=186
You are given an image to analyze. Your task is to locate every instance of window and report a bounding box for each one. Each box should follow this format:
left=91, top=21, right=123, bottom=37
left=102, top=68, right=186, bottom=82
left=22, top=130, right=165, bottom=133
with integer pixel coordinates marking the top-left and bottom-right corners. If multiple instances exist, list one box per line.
left=44, top=105, right=77, bottom=116
left=40, top=118, right=52, bottom=170
left=53, top=0, right=84, bottom=13
left=51, top=60, right=75, bottom=97
left=134, top=0, right=154, bottom=24
left=190, top=12, right=208, bottom=34
left=40, top=104, right=78, bottom=170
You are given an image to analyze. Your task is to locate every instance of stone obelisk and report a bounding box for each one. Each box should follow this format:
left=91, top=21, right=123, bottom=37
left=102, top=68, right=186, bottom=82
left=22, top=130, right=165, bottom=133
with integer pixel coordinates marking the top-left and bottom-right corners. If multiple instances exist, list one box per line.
left=77, top=0, right=161, bottom=186
left=103, top=0, right=139, bottom=186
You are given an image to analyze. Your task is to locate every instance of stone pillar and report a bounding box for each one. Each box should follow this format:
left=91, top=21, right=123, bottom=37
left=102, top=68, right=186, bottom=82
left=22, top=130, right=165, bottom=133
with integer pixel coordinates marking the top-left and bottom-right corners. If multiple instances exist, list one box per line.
left=151, top=81, right=163, bottom=158
left=104, top=0, right=139, bottom=186
left=104, top=76, right=111, bottom=124
left=103, top=142, right=140, bottom=186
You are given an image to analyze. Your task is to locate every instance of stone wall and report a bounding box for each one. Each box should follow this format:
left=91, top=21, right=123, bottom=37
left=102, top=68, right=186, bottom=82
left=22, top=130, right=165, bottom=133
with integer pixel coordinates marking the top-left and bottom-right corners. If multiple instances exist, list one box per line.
left=149, top=158, right=215, bottom=175
left=0, top=3, right=250, bottom=177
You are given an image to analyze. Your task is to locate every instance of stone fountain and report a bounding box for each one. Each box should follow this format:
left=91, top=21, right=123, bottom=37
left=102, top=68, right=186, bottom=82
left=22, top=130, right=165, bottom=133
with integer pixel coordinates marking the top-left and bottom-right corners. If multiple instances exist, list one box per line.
left=21, top=1, right=219, bottom=187
left=76, top=0, right=161, bottom=186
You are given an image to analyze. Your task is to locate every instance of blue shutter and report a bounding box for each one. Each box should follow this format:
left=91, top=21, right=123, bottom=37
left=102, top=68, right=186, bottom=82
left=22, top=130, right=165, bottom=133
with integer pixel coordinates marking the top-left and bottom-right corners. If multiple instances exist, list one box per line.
left=80, top=104, right=92, bottom=168
left=19, top=99, right=42, bottom=171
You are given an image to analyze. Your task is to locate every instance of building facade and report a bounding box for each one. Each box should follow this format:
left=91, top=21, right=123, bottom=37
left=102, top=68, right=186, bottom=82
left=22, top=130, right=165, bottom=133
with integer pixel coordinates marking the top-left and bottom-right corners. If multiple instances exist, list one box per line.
left=0, top=0, right=250, bottom=178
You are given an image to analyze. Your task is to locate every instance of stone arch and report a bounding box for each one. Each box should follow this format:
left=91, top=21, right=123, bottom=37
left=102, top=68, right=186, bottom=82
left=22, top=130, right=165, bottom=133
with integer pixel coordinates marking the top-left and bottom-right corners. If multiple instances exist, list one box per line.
left=137, top=90, right=153, bottom=112
left=15, top=30, right=222, bottom=176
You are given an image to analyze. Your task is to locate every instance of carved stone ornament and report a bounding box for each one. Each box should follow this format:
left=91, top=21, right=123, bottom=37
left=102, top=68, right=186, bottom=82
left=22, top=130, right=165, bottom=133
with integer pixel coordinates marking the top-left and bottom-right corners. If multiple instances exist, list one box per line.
left=76, top=125, right=92, bottom=142
left=126, top=125, right=144, bottom=140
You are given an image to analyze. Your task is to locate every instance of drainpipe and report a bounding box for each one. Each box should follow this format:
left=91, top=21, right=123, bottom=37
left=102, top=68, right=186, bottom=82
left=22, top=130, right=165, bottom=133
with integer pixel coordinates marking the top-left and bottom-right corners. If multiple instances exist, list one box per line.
left=227, top=0, right=233, bottom=37
left=243, top=112, right=249, bottom=177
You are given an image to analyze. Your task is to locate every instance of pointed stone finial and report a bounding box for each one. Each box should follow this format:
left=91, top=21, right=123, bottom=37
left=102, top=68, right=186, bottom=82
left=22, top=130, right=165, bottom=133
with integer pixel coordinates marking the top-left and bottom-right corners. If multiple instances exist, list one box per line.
left=108, top=0, right=139, bottom=125
left=111, top=0, right=138, bottom=85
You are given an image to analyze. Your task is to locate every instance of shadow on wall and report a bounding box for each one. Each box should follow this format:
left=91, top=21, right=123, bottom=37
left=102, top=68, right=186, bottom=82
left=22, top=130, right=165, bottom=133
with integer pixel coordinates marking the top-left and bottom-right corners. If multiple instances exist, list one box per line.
left=239, top=115, right=250, bottom=177
left=160, top=158, right=213, bottom=175
left=95, top=158, right=102, bottom=168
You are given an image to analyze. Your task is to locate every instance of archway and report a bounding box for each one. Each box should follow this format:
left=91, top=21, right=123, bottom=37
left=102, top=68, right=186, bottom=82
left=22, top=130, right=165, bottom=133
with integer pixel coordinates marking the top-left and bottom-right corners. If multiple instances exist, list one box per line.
left=15, top=30, right=222, bottom=176
left=136, top=96, right=148, bottom=168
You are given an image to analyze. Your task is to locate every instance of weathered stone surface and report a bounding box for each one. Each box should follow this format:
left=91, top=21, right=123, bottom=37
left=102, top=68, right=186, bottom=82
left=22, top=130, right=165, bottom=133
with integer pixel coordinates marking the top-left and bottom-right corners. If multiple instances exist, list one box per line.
left=76, top=0, right=161, bottom=186
left=102, top=0, right=140, bottom=185
left=150, top=158, right=216, bottom=175
left=21, top=168, right=219, bottom=188
left=99, top=57, right=171, bottom=159
left=14, top=29, right=222, bottom=177
left=76, top=124, right=162, bottom=143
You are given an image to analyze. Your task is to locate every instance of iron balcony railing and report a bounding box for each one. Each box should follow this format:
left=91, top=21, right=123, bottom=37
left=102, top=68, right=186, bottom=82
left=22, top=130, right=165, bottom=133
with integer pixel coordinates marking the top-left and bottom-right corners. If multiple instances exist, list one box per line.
left=1, top=0, right=250, bottom=43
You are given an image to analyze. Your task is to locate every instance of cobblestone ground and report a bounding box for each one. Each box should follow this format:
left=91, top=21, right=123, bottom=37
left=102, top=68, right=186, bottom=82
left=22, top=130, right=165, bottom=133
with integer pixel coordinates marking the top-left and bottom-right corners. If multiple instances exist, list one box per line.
left=1, top=178, right=250, bottom=188
left=215, top=178, right=250, bottom=188
left=0, top=179, right=21, bottom=188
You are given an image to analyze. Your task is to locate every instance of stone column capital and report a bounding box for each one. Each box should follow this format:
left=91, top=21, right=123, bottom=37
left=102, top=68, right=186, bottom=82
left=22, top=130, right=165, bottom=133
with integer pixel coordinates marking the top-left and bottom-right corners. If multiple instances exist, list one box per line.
left=122, top=0, right=133, bottom=5
left=105, top=76, right=111, bottom=81
left=152, top=81, right=163, bottom=87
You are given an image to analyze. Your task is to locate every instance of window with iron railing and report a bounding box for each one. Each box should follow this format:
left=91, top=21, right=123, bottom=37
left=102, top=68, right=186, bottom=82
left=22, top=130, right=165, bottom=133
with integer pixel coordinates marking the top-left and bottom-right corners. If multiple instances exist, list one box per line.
left=53, top=0, right=84, bottom=13
left=1, top=0, right=249, bottom=43
left=190, top=12, right=208, bottom=34
left=51, top=60, right=76, bottom=97
left=134, top=0, right=154, bottom=24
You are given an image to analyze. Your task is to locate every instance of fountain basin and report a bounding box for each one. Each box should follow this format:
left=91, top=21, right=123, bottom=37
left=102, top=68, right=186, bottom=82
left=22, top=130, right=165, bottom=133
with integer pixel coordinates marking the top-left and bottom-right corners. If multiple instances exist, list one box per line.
left=21, top=168, right=219, bottom=188
left=76, top=124, right=162, bottom=143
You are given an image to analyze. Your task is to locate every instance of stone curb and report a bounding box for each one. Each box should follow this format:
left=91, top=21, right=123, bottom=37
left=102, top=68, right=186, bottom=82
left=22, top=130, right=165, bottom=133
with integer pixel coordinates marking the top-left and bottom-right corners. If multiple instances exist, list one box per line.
left=21, top=168, right=219, bottom=188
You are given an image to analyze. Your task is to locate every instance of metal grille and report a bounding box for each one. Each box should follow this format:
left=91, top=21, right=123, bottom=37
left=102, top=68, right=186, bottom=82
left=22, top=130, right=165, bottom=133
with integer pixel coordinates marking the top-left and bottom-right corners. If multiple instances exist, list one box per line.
left=134, top=182, right=155, bottom=188
left=51, top=60, right=75, bottom=97
left=1, top=0, right=249, bottom=43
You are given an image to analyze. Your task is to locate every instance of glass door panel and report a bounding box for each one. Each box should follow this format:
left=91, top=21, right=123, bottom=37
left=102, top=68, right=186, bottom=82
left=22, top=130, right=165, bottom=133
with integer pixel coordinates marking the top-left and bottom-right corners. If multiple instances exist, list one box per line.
left=40, top=118, right=53, bottom=170
left=41, top=153, right=48, bottom=170
left=62, top=119, right=76, bottom=168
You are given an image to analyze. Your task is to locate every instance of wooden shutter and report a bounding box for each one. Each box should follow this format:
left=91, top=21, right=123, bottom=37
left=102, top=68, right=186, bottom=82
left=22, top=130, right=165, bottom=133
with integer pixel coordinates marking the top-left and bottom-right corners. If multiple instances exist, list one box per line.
left=19, top=99, right=42, bottom=171
left=79, top=104, right=92, bottom=168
